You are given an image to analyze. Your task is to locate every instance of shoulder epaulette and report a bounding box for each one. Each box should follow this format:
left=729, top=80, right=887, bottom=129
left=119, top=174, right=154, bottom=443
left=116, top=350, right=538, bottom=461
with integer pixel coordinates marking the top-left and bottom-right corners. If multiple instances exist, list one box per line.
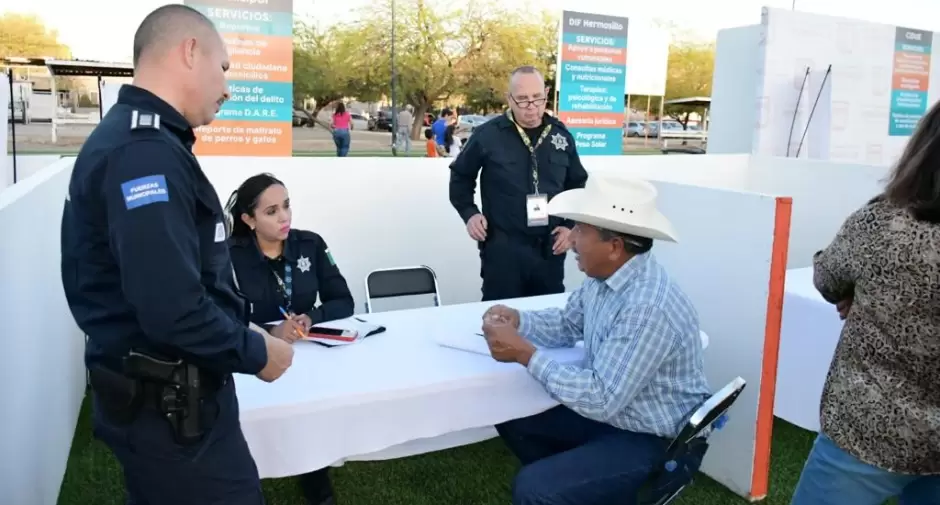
left=130, top=110, right=161, bottom=130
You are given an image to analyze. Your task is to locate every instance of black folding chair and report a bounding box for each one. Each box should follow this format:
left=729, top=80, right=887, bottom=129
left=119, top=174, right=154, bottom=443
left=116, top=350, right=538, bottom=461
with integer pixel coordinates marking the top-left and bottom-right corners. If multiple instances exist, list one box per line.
left=363, top=265, right=441, bottom=313
left=637, top=377, right=747, bottom=505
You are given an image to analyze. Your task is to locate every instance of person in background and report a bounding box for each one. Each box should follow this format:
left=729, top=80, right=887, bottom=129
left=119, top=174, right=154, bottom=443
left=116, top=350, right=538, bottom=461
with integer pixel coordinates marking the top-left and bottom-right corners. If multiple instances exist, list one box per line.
left=397, top=104, right=414, bottom=153
left=482, top=176, right=710, bottom=505
left=226, top=173, right=355, bottom=505
left=788, top=100, right=940, bottom=505
left=444, top=123, right=461, bottom=157
left=449, top=65, right=588, bottom=301
left=432, top=107, right=454, bottom=147
left=425, top=128, right=439, bottom=157
left=60, top=5, right=293, bottom=504
left=331, top=102, right=352, bottom=157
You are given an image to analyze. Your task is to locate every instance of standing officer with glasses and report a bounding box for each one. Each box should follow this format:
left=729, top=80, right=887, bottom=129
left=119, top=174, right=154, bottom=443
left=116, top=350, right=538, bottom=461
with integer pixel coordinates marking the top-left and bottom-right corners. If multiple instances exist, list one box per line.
left=449, top=65, right=589, bottom=301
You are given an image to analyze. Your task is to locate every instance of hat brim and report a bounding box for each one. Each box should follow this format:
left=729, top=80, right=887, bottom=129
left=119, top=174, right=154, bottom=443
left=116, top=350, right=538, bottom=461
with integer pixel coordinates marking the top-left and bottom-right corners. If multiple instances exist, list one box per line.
left=549, top=188, right=679, bottom=243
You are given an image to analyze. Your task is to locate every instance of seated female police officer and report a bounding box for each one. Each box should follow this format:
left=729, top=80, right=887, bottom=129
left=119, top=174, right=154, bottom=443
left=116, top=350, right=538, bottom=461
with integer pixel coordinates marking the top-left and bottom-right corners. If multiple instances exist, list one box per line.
left=226, top=173, right=354, bottom=505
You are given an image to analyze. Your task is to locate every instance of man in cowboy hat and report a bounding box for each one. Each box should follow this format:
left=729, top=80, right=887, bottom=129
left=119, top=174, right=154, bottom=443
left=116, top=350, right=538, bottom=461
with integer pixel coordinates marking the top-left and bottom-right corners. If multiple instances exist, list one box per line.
left=481, top=176, right=711, bottom=505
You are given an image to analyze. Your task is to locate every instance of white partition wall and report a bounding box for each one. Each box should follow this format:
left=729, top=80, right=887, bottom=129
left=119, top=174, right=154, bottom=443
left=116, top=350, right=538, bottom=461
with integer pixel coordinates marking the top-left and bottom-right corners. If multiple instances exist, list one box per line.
left=709, top=7, right=940, bottom=166
left=100, top=81, right=125, bottom=117
left=0, top=158, right=86, bottom=505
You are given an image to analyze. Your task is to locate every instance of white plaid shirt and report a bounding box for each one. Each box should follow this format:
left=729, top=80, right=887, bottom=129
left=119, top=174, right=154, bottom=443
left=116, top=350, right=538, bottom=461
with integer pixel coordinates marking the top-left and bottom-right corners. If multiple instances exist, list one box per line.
left=520, top=252, right=710, bottom=438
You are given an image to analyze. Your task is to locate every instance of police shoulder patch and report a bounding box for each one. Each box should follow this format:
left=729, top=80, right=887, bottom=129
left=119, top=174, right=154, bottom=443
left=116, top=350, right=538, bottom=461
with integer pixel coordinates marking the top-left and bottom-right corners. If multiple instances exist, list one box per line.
left=121, top=175, right=169, bottom=210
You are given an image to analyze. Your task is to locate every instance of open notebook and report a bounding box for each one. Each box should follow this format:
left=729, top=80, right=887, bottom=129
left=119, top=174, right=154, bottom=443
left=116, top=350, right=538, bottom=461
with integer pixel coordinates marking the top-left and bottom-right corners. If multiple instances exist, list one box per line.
left=435, top=332, right=585, bottom=364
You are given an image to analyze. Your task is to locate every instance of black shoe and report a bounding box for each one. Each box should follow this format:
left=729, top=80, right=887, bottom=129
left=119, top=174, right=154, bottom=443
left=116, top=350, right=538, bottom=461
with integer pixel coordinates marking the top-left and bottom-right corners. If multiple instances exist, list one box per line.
left=315, top=497, right=335, bottom=505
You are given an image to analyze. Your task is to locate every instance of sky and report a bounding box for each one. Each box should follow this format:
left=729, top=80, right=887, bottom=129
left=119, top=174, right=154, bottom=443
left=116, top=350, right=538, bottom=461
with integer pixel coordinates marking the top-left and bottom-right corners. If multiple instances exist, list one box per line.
left=7, top=0, right=940, bottom=62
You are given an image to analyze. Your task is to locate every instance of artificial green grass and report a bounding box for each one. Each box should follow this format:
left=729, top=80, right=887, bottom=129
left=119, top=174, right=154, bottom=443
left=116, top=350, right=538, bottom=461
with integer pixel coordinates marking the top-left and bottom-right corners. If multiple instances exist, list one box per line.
left=59, top=395, right=817, bottom=505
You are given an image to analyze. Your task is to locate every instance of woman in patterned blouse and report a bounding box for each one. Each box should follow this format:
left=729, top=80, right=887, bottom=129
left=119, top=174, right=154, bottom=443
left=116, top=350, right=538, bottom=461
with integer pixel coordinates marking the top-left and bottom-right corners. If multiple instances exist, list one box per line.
left=789, top=104, right=940, bottom=504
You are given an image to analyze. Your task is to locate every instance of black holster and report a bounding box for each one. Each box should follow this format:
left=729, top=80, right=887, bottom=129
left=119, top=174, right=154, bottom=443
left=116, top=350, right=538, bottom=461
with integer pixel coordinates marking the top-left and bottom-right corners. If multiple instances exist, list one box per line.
left=89, top=351, right=206, bottom=445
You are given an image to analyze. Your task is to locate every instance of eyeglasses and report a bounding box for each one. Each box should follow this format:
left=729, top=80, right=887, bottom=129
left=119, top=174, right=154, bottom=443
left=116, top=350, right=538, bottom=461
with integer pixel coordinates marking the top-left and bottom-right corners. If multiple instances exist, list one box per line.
left=510, top=95, right=548, bottom=109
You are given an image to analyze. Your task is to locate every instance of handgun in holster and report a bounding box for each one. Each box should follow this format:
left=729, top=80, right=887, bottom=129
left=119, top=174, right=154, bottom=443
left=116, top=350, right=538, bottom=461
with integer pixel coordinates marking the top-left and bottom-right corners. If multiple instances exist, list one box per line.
left=121, top=350, right=206, bottom=445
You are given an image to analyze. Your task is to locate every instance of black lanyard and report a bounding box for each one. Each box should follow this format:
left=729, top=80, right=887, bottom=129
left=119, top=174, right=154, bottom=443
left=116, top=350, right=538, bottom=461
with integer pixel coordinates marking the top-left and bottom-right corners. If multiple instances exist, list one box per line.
left=269, top=261, right=293, bottom=313
left=506, top=110, right=552, bottom=194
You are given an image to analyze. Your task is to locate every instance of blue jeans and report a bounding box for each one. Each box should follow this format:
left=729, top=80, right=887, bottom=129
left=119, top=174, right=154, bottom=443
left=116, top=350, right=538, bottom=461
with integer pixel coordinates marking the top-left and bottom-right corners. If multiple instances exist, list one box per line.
left=397, top=126, right=411, bottom=152
left=332, top=128, right=350, bottom=157
left=791, top=434, right=940, bottom=505
left=496, top=405, right=677, bottom=505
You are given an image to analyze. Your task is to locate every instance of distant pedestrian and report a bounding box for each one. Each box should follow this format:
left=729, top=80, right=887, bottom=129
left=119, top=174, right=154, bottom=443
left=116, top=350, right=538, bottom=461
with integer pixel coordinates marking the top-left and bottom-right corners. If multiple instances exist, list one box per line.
left=432, top=108, right=454, bottom=147
left=397, top=105, right=414, bottom=153
left=331, top=102, right=351, bottom=157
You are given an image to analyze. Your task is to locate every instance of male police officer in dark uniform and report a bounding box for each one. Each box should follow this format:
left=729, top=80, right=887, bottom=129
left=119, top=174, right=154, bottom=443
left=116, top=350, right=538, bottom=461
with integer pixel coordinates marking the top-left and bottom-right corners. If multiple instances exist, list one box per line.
left=449, top=65, right=589, bottom=301
left=60, top=5, right=293, bottom=504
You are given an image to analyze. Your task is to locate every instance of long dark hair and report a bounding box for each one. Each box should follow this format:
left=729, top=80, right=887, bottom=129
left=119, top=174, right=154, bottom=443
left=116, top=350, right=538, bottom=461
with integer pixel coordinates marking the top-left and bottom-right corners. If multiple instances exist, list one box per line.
left=334, top=102, right=346, bottom=116
left=224, top=173, right=285, bottom=238
left=883, top=101, right=940, bottom=222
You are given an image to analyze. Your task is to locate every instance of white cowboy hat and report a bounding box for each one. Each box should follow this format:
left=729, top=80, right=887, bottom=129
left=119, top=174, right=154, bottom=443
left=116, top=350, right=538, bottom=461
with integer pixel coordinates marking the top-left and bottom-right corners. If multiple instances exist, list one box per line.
left=548, top=176, right=678, bottom=242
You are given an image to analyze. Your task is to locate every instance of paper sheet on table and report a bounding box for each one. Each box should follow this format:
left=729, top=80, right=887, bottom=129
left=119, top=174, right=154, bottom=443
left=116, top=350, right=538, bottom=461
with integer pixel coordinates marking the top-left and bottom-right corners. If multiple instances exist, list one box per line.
left=435, top=333, right=585, bottom=364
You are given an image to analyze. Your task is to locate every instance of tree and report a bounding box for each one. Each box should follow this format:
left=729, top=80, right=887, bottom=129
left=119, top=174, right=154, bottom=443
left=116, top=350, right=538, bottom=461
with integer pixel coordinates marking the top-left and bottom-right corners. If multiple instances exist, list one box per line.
left=350, top=0, right=552, bottom=138
left=663, top=41, right=714, bottom=128
left=0, top=13, right=71, bottom=60
left=458, top=11, right=559, bottom=113
left=293, top=21, right=381, bottom=125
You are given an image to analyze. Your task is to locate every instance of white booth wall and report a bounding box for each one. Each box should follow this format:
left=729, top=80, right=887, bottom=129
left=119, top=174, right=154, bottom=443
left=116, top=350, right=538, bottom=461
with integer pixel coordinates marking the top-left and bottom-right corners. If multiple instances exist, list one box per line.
left=709, top=7, right=940, bottom=167
left=0, top=158, right=86, bottom=505
left=0, top=153, right=803, bottom=504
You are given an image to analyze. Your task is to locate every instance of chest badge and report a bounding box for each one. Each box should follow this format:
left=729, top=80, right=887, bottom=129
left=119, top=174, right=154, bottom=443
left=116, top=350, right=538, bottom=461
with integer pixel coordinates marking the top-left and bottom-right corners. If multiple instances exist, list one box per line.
left=297, top=255, right=312, bottom=273
left=550, top=133, right=568, bottom=151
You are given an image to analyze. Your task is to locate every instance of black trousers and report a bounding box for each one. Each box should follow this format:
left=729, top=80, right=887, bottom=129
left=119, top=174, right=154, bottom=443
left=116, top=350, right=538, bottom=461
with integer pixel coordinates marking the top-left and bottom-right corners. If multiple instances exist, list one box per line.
left=480, top=231, right=566, bottom=301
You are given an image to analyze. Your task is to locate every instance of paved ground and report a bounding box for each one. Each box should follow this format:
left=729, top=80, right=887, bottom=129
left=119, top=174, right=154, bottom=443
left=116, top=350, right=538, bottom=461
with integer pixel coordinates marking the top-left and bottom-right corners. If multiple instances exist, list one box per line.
left=6, top=122, right=699, bottom=153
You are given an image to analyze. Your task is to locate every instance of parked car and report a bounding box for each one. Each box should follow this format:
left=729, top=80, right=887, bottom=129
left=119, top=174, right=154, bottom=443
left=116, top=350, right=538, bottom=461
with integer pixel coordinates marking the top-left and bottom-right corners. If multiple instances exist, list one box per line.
left=368, top=110, right=395, bottom=131
left=293, top=109, right=314, bottom=127
left=624, top=121, right=658, bottom=138
left=349, top=113, right=369, bottom=131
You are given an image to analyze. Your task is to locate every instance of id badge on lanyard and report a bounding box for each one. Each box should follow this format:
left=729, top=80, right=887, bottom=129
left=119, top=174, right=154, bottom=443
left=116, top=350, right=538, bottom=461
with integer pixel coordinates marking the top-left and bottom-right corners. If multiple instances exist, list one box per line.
left=271, top=264, right=293, bottom=313
left=507, top=110, right=552, bottom=227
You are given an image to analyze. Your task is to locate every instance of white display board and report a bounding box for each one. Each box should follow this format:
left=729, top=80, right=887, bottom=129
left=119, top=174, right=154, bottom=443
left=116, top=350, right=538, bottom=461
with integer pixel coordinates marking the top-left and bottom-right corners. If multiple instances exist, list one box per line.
left=625, top=20, right=670, bottom=97
left=1, top=75, right=9, bottom=190
left=710, top=7, right=940, bottom=166
left=99, top=81, right=125, bottom=118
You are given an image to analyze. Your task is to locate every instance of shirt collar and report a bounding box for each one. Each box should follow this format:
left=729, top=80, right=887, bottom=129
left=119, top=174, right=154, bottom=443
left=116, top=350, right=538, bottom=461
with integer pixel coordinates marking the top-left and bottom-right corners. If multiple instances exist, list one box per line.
left=236, top=231, right=298, bottom=263
left=117, top=84, right=196, bottom=149
left=604, top=252, right=651, bottom=291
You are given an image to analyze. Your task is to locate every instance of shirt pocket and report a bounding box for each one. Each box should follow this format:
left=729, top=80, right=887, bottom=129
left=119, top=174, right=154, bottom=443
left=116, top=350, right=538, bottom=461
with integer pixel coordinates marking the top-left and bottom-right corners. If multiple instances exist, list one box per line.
left=542, top=151, right=570, bottom=189
left=193, top=188, right=230, bottom=274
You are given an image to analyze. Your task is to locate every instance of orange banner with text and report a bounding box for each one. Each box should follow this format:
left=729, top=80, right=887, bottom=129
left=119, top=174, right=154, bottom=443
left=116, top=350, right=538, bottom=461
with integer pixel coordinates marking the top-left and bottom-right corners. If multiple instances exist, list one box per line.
left=223, top=33, right=293, bottom=83
left=194, top=120, right=292, bottom=156
left=558, top=111, right=624, bottom=128
left=561, top=44, right=627, bottom=66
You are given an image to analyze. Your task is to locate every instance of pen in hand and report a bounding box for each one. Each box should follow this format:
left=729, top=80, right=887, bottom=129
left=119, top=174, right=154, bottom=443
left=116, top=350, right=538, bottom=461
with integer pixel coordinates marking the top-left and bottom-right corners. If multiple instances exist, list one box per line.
left=278, top=306, right=307, bottom=340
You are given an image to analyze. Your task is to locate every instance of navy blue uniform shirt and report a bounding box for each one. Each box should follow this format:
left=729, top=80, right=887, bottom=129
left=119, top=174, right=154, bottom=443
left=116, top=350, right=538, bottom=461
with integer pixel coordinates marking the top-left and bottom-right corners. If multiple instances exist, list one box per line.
left=229, top=229, right=354, bottom=327
left=448, top=113, right=589, bottom=237
left=61, top=85, right=268, bottom=376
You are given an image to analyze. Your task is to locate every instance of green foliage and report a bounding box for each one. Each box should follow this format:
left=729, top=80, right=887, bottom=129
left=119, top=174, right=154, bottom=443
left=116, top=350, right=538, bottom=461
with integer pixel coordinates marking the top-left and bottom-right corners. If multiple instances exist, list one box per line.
left=291, top=1, right=561, bottom=136
left=0, top=13, right=71, bottom=60
left=663, top=42, right=715, bottom=126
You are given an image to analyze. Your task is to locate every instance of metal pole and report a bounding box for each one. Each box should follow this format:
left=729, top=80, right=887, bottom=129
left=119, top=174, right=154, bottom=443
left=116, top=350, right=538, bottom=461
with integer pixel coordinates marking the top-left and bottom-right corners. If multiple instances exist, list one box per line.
left=97, top=75, right=103, bottom=120
left=8, top=69, right=17, bottom=183
left=390, top=0, right=399, bottom=156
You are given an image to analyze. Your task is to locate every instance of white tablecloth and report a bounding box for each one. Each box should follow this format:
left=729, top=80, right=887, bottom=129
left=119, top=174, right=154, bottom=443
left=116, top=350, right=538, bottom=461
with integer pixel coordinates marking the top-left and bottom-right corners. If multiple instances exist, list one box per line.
left=774, top=267, right=844, bottom=432
left=236, top=293, right=581, bottom=479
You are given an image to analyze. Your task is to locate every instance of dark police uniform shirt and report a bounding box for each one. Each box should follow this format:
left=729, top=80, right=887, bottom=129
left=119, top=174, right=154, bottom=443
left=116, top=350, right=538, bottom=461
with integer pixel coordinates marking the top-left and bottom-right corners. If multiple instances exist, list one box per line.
left=228, top=230, right=354, bottom=328
left=61, top=85, right=267, bottom=377
left=448, top=113, right=589, bottom=237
